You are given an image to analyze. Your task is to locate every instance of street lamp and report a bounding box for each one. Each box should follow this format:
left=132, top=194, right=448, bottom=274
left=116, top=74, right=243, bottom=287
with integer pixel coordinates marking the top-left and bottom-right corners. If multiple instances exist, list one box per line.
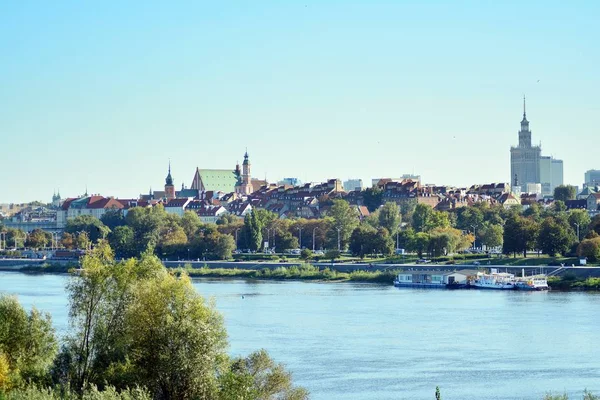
left=312, top=227, right=319, bottom=251
left=574, top=223, right=581, bottom=242
left=0, top=232, right=6, bottom=251
left=264, top=227, right=273, bottom=251
left=51, top=232, right=60, bottom=250
left=336, top=227, right=342, bottom=251
left=470, top=225, right=477, bottom=250
left=188, top=248, right=190, bottom=261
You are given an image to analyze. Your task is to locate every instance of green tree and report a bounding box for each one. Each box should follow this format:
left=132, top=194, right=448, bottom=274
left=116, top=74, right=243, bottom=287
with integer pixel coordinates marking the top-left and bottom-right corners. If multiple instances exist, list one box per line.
left=156, top=214, right=187, bottom=257
left=568, top=209, right=591, bottom=241
left=0, top=295, right=58, bottom=389
left=273, top=232, right=299, bottom=254
left=3, top=228, right=26, bottom=248
left=577, top=237, right=600, bottom=262
left=456, top=207, right=484, bottom=231
left=180, top=211, right=202, bottom=239
left=412, top=204, right=450, bottom=232
left=553, top=185, right=577, bottom=202
left=76, top=231, right=91, bottom=250
left=503, top=216, right=539, bottom=257
left=537, top=217, right=576, bottom=256
left=125, top=205, right=168, bottom=255
left=252, top=209, right=278, bottom=229
left=395, top=228, right=415, bottom=251
left=4, top=384, right=151, bottom=399
left=324, top=249, right=340, bottom=261
left=100, top=209, right=126, bottom=231
left=211, top=232, right=236, bottom=260
left=215, top=214, right=239, bottom=226
left=218, top=349, right=308, bottom=400
left=411, top=232, right=430, bottom=258
left=378, top=202, right=401, bottom=236
left=479, top=223, right=504, bottom=249
left=25, top=229, right=51, bottom=249
left=326, top=199, right=358, bottom=250
left=522, top=202, right=542, bottom=222
left=243, top=212, right=263, bottom=252
left=349, top=226, right=374, bottom=258
left=4, top=242, right=306, bottom=399
left=412, top=203, right=432, bottom=233
left=362, top=187, right=383, bottom=212
left=426, top=210, right=451, bottom=231
left=65, top=215, right=111, bottom=243
left=60, top=232, right=75, bottom=250
left=590, top=215, right=600, bottom=236
left=125, top=272, right=227, bottom=400
left=300, top=248, right=312, bottom=260
left=428, top=227, right=472, bottom=258
left=108, top=226, right=135, bottom=258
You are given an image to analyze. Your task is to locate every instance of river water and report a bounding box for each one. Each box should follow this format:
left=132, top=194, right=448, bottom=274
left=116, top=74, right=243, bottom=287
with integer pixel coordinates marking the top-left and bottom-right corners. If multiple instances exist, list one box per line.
left=1, top=271, right=599, bottom=400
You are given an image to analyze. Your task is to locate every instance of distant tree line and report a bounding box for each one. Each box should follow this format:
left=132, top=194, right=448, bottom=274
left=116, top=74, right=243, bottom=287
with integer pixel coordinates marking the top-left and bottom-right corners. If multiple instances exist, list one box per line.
left=3, top=194, right=600, bottom=261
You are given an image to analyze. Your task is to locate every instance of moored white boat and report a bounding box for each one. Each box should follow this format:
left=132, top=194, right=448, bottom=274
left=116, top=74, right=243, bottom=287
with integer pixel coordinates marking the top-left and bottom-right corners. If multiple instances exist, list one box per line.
left=515, top=276, right=549, bottom=291
left=473, top=269, right=516, bottom=290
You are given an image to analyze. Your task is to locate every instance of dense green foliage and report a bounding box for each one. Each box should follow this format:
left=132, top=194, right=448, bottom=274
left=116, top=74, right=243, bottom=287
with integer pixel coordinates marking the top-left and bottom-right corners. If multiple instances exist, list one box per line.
left=66, top=215, right=111, bottom=244
left=25, top=229, right=52, bottom=249
left=0, top=243, right=307, bottom=399
left=0, top=296, right=57, bottom=391
left=553, top=185, right=577, bottom=202
left=4, top=195, right=597, bottom=264
left=180, top=264, right=402, bottom=283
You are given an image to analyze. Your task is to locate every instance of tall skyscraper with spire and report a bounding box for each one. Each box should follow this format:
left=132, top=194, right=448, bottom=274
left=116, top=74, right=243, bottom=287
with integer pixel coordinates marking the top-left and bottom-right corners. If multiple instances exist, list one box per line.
left=510, top=96, right=541, bottom=192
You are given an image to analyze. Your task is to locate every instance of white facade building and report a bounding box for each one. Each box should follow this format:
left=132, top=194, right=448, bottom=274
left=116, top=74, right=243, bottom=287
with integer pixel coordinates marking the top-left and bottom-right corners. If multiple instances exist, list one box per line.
left=57, top=196, right=125, bottom=228
left=540, top=156, right=564, bottom=196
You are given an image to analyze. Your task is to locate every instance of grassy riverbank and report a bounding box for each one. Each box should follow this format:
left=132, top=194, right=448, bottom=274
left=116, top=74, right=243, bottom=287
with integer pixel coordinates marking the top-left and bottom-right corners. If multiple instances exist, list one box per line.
left=547, top=275, right=600, bottom=291
left=178, top=264, right=401, bottom=283
left=4, top=263, right=75, bottom=274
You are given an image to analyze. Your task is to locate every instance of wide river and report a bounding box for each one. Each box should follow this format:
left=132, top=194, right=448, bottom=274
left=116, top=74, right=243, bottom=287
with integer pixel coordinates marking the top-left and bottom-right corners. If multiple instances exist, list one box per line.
left=1, top=271, right=599, bottom=400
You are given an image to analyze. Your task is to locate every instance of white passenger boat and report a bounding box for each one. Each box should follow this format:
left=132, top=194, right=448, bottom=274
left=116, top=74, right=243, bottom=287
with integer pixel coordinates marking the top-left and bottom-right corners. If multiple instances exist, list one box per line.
left=515, top=276, right=549, bottom=291
left=473, top=269, right=516, bottom=290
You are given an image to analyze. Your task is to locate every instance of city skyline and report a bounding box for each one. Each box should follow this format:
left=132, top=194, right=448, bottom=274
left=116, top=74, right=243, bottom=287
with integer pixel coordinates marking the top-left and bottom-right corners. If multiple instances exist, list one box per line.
left=1, top=1, right=598, bottom=203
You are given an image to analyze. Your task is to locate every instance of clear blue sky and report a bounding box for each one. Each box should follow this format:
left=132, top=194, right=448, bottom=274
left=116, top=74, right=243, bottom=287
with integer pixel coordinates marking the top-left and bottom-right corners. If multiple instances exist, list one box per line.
left=1, top=1, right=598, bottom=203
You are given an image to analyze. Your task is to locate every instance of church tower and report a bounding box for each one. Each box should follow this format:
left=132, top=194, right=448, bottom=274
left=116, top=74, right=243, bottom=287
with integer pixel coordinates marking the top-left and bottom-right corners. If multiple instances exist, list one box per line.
left=240, top=150, right=253, bottom=195
left=165, top=161, right=175, bottom=201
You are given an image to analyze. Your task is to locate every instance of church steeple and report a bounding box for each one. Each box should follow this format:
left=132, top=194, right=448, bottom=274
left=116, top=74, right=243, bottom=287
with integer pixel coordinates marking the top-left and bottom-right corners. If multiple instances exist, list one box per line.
left=235, top=149, right=253, bottom=195
left=165, top=160, right=173, bottom=186
left=164, top=161, right=175, bottom=200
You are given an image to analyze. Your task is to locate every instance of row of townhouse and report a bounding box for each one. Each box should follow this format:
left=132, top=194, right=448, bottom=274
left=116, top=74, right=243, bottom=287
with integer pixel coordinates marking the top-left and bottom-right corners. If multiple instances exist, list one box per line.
left=50, top=180, right=600, bottom=233
left=163, top=197, right=252, bottom=223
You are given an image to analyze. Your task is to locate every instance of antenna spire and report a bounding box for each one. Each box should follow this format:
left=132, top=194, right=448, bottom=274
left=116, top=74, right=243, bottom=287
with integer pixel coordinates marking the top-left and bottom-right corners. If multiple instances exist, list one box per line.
left=523, top=95, right=526, bottom=117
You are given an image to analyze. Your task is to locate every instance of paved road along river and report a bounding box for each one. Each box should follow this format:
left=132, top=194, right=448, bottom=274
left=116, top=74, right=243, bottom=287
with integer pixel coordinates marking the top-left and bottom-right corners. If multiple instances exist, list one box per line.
left=1, top=271, right=599, bottom=399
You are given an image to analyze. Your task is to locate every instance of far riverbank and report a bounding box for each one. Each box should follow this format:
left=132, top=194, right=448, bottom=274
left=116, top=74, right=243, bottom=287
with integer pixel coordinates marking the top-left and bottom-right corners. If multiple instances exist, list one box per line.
left=4, top=261, right=600, bottom=290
